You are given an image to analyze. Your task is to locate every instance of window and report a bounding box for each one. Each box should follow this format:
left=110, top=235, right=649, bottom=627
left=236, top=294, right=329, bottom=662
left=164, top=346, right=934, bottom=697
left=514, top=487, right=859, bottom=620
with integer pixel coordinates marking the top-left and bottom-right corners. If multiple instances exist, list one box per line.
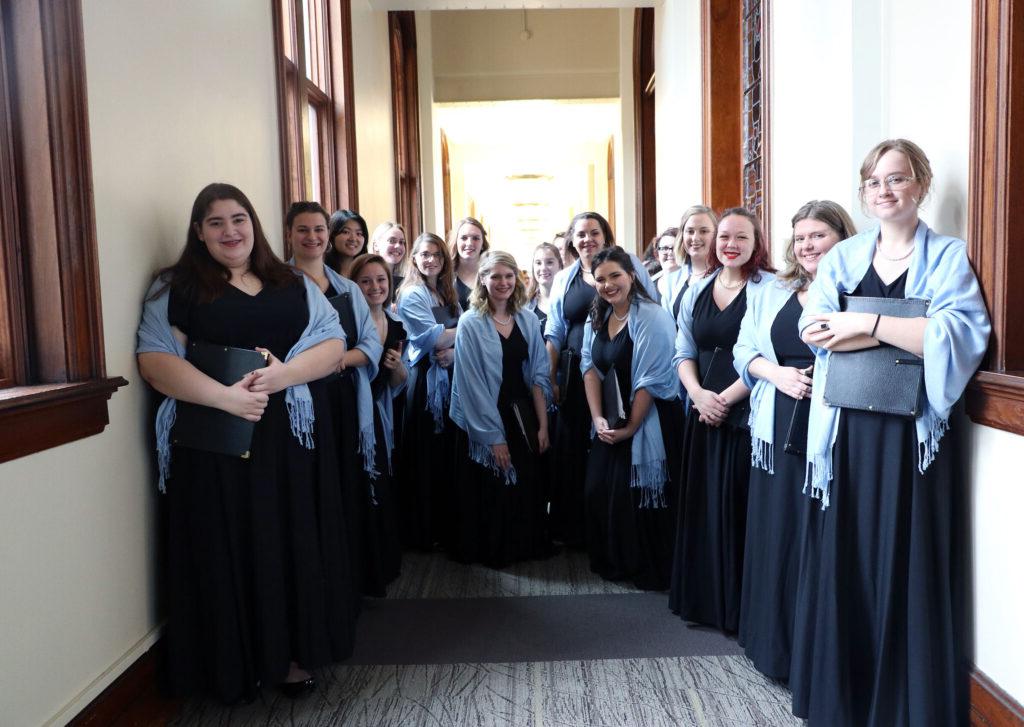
left=741, top=0, right=770, bottom=232
left=966, top=0, right=1024, bottom=436
left=0, top=0, right=126, bottom=464
left=273, top=0, right=358, bottom=219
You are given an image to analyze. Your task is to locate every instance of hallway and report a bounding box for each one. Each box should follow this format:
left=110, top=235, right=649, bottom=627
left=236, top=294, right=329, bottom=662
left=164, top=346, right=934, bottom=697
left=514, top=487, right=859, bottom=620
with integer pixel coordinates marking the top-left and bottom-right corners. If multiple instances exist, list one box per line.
left=170, top=553, right=799, bottom=726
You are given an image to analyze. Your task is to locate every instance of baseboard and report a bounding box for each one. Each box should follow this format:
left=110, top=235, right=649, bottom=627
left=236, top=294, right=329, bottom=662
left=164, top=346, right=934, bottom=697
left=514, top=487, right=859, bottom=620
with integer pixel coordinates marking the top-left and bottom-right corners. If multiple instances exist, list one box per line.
left=971, top=668, right=1024, bottom=727
left=47, top=627, right=162, bottom=727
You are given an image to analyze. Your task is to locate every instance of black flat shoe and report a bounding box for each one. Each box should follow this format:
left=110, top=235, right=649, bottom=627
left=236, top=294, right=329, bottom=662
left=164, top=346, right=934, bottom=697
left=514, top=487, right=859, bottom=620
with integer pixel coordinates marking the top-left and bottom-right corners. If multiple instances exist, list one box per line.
left=278, top=676, right=316, bottom=699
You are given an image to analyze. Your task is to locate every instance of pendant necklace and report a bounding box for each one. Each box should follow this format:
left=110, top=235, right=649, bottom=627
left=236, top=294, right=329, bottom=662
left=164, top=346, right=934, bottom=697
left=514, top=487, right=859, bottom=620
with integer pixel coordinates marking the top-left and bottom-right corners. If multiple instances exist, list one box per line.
left=494, top=314, right=512, bottom=326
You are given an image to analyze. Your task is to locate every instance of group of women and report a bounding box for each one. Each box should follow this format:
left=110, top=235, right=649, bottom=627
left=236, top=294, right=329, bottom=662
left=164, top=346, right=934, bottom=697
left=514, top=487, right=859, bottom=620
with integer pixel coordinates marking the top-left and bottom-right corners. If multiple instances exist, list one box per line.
left=138, top=137, right=990, bottom=727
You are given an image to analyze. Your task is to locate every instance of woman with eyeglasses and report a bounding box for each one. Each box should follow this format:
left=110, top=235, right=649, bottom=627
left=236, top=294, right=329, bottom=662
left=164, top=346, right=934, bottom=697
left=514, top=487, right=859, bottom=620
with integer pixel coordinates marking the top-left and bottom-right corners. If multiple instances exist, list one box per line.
left=652, top=227, right=680, bottom=303
left=395, top=233, right=460, bottom=550
left=449, top=216, right=489, bottom=311
left=582, top=247, right=682, bottom=590
left=661, top=206, right=717, bottom=323
left=449, top=251, right=553, bottom=567
left=545, top=212, right=657, bottom=547
left=793, top=140, right=989, bottom=727
left=730, top=200, right=855, bottom=686
left=669, top=207, right=775, bottom=634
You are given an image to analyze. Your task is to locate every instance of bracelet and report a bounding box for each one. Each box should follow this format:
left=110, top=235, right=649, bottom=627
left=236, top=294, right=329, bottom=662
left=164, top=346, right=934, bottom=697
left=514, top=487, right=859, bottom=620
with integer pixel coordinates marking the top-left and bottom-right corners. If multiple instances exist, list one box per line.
left=870, top=313, right=881, bottom=338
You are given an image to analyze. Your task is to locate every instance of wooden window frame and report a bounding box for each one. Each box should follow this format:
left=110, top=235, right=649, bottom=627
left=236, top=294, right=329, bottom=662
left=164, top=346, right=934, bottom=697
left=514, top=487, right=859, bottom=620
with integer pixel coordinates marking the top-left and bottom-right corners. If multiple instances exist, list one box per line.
left=966, top=0, right=1024, bottom=436
left=389, top=11, right=423, bottom=241
left=633, top=7, right=656, bottom=256
left=0, top=0, right=126, bottom=464
left=273, top=0, right=358, bottom=229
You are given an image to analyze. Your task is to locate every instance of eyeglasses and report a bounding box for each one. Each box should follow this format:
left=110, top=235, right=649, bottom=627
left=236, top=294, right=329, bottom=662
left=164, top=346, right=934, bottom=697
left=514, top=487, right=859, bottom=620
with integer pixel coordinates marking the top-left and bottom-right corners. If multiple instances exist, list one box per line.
left=416, top=251, right=444, bottom=261
left=861, top=174, right=916, bottom=194
left=657, top=246, right=675, bottom=253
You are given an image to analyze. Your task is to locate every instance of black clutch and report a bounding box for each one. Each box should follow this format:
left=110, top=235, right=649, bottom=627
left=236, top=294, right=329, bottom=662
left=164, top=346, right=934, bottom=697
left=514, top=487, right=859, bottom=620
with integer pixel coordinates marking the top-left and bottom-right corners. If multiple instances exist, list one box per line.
left=699, top=346, right=750, bottom=430
left=171, top=342, right=269, bottom=458
left=783, top=397, right=810, bottom=456
left=431, top=303, right=460, bottom=329
left=601, top=366, right=628, bottom=429
left=823, top=296, right=929, bottom=417
left=510, top=398, right=540, bottom=453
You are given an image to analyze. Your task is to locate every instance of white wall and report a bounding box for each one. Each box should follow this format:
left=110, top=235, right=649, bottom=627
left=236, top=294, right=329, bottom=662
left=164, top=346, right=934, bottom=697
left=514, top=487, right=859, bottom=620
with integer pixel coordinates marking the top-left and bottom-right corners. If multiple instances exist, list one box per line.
left=771, top=0, right=1024, bottom=704
left=351, top=0, right=397, bottom=227
left=653, top=0, right=702, bottom=232
left=416, top=10, right=440, bottom=235
left=0, top=2, right=283, bottom=725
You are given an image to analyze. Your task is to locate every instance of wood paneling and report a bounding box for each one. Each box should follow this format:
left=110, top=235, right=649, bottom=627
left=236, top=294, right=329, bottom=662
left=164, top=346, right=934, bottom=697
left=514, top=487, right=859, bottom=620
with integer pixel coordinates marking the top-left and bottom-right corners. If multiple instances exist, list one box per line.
left=702, top=0, right=743, bottom=213
left=389, top=11, right=422, bottom=240
left=970, top=668, right=1024, bottom=726
left=633, top=8, right=656, bottom=255
left=966, top=0, right=1024, bottom=436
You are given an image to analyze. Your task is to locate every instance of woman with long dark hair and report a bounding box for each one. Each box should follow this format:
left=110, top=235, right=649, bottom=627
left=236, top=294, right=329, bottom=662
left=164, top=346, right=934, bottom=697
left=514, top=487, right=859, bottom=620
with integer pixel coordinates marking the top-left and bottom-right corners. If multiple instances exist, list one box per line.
left=136, top=184, right=355, bottom=702
left=395, top=232, right=460, bottom=549
left=544, top=212, right=656, bottom=547
left=669, top=207, right=775, bottom=633
left=794, top=140, right=989, bottom=726
left=581, top=247, right=682, bottom=590
left=731, top=200, right=855, bottom=683
left=325, top=209, right=369, bottom=278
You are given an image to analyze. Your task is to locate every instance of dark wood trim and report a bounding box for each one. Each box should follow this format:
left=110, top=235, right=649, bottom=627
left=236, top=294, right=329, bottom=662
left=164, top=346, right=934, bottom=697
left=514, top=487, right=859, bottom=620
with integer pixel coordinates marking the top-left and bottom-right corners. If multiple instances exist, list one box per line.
left=760, top=0, right=772, bottom=244
left=702, top=0, right=743, bottom=212
left=970, top=668, right=1024, bottom=726
left=389, top=11, right=422, bottom=240
left=0, top=377, right=127, bottom=463
left=440, top=128, right=451, bottom=234
left=633, top=7, right=656, bottom=255
left=332, top=0, right=358, bottom=209
left=966, top=0, right=1024, bottom=431
left=272, top=0, right=306, bottom=209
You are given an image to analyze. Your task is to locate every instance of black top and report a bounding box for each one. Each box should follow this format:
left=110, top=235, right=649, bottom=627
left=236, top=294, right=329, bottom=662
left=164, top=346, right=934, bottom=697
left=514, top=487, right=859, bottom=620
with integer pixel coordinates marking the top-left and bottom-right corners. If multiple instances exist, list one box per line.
left=324, top=282, right=339, bottom=298
left=853, top=265, right=908, bottom=299
left=168, top=281, right=308, bottom=361
left=772, top=292, right=814, bottom=368
left=497, top=322, right=530, bottom=406
left=692, top=281, right=748, bottom=362
left=456, top=277, right=472, bottom=312
left=529, top=299, right=548, bottom=330
left=592, top=322, right=634, bottom=418
left=563, top=271, right=597, bottom=354
left=371, top=315, right=407, bottom=400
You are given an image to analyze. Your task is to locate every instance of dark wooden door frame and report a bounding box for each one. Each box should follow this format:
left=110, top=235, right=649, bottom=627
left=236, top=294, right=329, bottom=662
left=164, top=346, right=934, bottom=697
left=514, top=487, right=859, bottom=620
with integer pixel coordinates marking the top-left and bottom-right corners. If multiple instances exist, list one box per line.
left=701, top=0, right=743, bottom=213
left=389, top=11, right=422, bottom=240
left=633, top=7, right=656, bottom=255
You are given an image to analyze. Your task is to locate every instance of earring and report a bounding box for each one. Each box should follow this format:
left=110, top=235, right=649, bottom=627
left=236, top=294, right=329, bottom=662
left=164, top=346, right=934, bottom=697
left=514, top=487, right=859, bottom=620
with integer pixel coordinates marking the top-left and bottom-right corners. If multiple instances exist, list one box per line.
left=326, top=241, right=334, bottom=252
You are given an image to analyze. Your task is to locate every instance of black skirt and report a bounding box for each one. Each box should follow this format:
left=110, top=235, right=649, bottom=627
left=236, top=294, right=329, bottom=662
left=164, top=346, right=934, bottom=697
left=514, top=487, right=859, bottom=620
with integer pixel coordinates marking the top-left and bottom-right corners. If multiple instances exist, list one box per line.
left=359, top=398, right=403, bottom=596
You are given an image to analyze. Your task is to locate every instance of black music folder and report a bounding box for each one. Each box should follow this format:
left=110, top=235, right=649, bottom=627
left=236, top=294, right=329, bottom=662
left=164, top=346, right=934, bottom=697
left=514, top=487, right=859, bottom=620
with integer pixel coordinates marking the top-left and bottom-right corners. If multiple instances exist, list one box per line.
left=699, top=346, right=750, bottom=430
left=431, top=303, right=460, bottom=329
left=556, top=349, right=577, bottom=404
left=783, top=397, right=811, bottom=456
left=823, top=296, right=929, bottom=417
left=602, top=366, right=628, bottom=429
left=171, top=342, right=268, bottom=458
left=510, top=399, right=541, bottom=453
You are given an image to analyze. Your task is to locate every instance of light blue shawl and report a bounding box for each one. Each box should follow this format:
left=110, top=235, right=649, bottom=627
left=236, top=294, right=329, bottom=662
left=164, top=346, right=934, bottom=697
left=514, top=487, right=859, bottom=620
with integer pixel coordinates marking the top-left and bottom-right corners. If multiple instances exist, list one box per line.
left=798, top=221, right=991, bottom=508
left=581, top=297, right=680, bottom=508
left=136, top=271, right=344, bottom=493
left=660, top=264, right=690, bottom=321
left=291, top=260, right=384, bottom=477
left=396, top=283, right=458, bottom=431
left=449, top=307, right=552, bottom=485
left=544, top=251, right=658, bottom=352
left=374, top=309, right=410, bottom=474
left=733, top=278, right=808, bottom=473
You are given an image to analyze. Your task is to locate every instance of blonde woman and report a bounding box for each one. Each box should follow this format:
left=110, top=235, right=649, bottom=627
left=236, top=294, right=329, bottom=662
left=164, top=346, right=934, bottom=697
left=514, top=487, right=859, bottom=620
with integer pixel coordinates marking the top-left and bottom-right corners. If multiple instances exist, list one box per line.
left=370, top=221, right=408, bottom=294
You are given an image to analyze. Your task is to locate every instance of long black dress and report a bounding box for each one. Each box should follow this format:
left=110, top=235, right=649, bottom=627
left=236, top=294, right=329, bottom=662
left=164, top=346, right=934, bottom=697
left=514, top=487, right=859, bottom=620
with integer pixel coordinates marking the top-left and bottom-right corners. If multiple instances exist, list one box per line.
left=452, top=322, right=550, bottom=567
left=737, top=292, right=814, bottom=679
left=585, top=324, right=683, bottom=590
left=796, top=266, right=968, bottom=726
left=669, top=283, right=751, bottom=633
left=361, top=315, right=406, bottom=596
left=550, top=272, right=597, bottom=547
left=165, top=282, right=357, bottom=703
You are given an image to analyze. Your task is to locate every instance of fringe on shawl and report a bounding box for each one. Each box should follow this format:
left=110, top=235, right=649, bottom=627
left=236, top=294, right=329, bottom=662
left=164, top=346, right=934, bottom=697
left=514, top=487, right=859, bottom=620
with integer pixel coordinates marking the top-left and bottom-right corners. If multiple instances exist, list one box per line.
left=467, top=440, right=518, bottom=485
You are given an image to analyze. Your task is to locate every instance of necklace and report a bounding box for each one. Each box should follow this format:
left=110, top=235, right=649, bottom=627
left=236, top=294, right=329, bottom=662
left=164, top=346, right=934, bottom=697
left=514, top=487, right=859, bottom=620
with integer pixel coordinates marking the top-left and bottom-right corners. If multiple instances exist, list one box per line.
left=875, top=240, right=915, bottom=262
left=612, top=309, right=629, bottom=322
left=717, top=275, right=745, bottom=290
left=493, top=314, right=512, bottom=326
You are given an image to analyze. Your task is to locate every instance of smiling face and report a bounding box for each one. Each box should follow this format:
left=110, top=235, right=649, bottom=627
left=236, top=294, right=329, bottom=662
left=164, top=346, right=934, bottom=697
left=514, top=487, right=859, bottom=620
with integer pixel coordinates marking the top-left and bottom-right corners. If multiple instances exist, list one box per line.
left=484, top=263, right=517, bottom=306
left=656, top=234, right=679, bottom=271
left=287, top=211, right=329, bottom=264
left=195, top=199, right=254, bottom=272
left=455, top=223, right=484, bottom=262
left=374, top=226, right=407, bottom=266
left=682, top=213, right=715, bottom=261
left=333, top=220, right=365, bottom=258
left=715, top=214, right=755, bottom=269
left=593, top=259, right=634, bottom=309
left=573, top=218, right=606, bottom=262
left=533, top=247, right=559, bottom=287
left=792, top=217, right=841, bottom=279
left=354, top=261, right=391, bottom=307
left=862, top=149, right=923, bottom=225
left=413, top=241, right=443, bottom=282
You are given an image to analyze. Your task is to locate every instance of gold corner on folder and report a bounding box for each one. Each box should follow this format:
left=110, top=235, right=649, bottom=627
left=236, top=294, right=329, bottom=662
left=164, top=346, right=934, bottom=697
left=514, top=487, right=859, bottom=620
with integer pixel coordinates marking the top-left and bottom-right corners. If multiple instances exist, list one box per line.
left=241, top=451, right=251, bottom=459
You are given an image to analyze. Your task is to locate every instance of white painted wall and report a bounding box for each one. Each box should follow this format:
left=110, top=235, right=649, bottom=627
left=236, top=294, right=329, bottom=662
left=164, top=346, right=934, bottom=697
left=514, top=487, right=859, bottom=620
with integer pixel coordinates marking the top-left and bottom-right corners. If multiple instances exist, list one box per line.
left=0, top=2, right=283, bottom=725
left=653, top=0, right=702, bottom=233
left=416, top=10, right=440, bottom=235
left=771, top=0, right=1024, bottom=703
left=351, top=0, right=397, bottom=227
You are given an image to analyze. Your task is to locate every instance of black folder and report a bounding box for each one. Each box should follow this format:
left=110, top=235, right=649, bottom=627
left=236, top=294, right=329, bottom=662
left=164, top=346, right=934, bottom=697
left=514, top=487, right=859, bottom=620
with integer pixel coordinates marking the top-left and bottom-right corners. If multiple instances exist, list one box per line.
left=431, top=303, right=460, bottom=329
left=783, top=397, right=811, bottom=456
left=510, top=398, right=541, bottom=453
left=699, top=346, right=750, bottom=430
left=327, top=292, right=358, bottom=380
left=556, top=349, right=577, bottom=404
left=602, top=366, right=628, bottom=429
left=171, top=342, right=268, bottom=458
left=823, top=296, right=929, bottom=417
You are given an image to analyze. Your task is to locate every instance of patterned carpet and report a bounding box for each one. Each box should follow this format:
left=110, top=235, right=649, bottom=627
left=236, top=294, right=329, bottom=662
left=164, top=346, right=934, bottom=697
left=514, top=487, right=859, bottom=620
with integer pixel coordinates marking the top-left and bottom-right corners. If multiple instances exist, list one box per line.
left=170, top=551, right=801, bottom=726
